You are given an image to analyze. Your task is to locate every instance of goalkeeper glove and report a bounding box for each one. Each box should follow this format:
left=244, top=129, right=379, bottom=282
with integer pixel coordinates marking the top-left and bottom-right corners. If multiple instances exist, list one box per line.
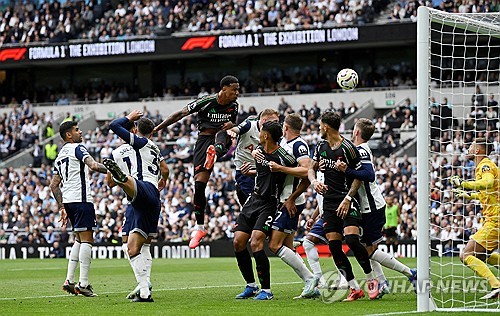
left=452, top=189, right=470, bottom=200
left=450, top=176, right=463, bottom=188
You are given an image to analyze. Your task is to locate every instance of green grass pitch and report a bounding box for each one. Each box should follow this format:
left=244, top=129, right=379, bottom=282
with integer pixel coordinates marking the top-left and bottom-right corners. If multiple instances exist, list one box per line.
left=0, top=257, right=494, bottom=315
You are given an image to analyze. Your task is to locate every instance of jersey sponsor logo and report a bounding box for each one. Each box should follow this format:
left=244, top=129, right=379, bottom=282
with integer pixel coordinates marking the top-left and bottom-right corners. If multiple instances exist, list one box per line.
left=320, top=151, right=327, bottom=157
left=482, top=165, right=491, bottom=172
left=210, top=108, right=216, bottom=113
left=298, top=144, right=308, bottom=155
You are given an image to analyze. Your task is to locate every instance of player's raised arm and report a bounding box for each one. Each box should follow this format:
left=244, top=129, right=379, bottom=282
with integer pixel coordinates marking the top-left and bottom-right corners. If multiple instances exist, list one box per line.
left=153, top=105, right=190, bottom=133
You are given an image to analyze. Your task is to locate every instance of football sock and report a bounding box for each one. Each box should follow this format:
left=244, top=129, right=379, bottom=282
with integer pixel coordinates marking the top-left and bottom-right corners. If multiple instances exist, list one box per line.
left=371, top=249, right=411, bottom=277
left=141, top=243, right=152, bottom=283
left=121, top=242, right=129, bottom=260
left=486, top=252, right=500, bottom=267
left=345, top=234, right=372, bottom=274
left=276, top=246, right=314, bottom=281
left=130, top=253, right=150, bottom=299
left=329, top=240, right=355, bottom=281
left=253, top=250, right=271, bottom=290
left=78, top=242, right=92, bottom=287
left=193, top=181, right=207, bottom=225
left=303, top=239, right=323, bottom=279
left=370, top=259, right=387, bottom=283
left=348, top=279, right=361, bottom=291
left=464, top=255, right=500, bottom=289
left=214, top=131, right=229, bottom=157
left=66, top=240, right=80, bottom=283
left=235, top=249, right=255, bottom=284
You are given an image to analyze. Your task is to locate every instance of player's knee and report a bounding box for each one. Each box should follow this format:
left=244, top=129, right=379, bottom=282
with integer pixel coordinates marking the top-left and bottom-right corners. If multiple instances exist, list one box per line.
left=233, top=238, right=246, bottom=252
left=250, top=239, right=265, bottom=253
left=303, top=238, right=315, bottom=251
left=268, top=239, right=281, bottom=254
left=128, top=247, right=140, bottom=258
left=345, top=234, right=362, bottom=250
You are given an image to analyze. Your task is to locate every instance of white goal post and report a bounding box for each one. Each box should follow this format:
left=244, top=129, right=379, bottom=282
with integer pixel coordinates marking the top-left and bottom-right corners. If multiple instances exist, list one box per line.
left=417, top=7, right=500, bottom=312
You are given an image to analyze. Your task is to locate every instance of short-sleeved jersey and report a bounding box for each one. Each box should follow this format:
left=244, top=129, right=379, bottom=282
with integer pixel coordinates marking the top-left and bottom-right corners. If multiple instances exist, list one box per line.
left=254, top=146, right=297, bottom=200
left=313, top=138, right=361, bottom=203
left=186, top=93, right=238, bottom=131
left=53, top=143, right=92, bottom=203
left=279, top=136, right=310, bottom=204
left=234, top=116, right=259, bottom=171
left=110, top=118, right=164, bottom=189
left=357, top=142, right=386, bottom=214
left=475, top=157, right=500, bottom=221
left=110, top=143, right=135, bottom=176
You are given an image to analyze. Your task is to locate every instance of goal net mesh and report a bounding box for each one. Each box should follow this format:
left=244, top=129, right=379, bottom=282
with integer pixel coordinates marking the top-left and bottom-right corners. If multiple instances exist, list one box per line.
left=427, top=9, right=500, bottom=311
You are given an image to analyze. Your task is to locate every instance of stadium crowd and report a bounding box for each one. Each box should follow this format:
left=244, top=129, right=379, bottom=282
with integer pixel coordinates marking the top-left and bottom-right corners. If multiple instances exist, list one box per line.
left=0, top=98, right=59, bottom=160
left=0, top=0, right=390, bottom=47
left=1, top=0, right=497, bottom=49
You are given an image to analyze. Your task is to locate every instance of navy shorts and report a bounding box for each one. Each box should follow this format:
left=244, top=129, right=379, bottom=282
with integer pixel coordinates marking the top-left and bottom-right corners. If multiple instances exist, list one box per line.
left=130, top=180, right=161, bottom=238
left=121, top=204, right=135, bottom=236
left=360, top=207, right=386, bottom=246
left=235, top=195, right=277, bottom=235
left=308, top=218, right=328, bottom=244
left=64, top=202, right=97, bottom=232
left=272, top=203, right=305, bottom=234
left=235, top=170, right=255, bottom=205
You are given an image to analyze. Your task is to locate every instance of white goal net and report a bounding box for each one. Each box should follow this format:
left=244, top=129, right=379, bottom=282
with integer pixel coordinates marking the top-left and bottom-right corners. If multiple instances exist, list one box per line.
left=417, top=7, right=500, bottom=312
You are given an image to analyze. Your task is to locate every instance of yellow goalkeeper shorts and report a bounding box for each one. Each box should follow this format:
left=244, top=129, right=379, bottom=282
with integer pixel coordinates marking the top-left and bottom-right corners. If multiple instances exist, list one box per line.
left=471, top=221, right=500, bottom=251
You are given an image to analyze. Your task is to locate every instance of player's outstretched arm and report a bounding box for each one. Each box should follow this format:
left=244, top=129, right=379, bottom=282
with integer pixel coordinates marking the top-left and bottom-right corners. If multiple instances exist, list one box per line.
left=462, top=173, right=495, bottom=191
left=153, top=106, right=190, bottom=133
left=269, top=157, right=310, bottom=179
left=84, top=156, right=107, bottom=174
left=335, top=160, right=375, bottom=182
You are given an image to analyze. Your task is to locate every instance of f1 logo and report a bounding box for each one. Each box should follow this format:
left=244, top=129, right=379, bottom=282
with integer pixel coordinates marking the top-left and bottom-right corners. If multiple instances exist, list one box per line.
left=181, top=36, right=216, bottom=51
left=0, top=48, right=27, bottom=61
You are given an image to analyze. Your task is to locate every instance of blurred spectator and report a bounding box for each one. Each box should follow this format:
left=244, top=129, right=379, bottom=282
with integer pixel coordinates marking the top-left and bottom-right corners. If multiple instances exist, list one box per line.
left=48, top=241, right=65, bottom=258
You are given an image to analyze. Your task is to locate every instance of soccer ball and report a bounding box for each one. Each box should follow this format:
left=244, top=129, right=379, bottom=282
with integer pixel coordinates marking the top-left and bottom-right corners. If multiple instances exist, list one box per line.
left=337, top=68, right=358, bottom=91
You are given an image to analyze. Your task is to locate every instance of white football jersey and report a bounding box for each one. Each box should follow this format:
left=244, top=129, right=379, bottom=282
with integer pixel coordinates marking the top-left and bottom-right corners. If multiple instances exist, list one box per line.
left=357, top=142, right=386, bottom=213
left=110, top=118, right=164, bottom=189
left=234, top=117, right=260, bottom=170
left=110, top=143, right=135, bottom=176
left=129, top=135, right=164, bottom=189
left=279, top=136, right=310, bottom=205
left=53, top=143, right=92, bottom=203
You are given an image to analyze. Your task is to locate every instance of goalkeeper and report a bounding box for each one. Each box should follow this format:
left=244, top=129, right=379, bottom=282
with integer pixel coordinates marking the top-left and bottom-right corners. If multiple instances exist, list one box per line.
left=451, top=138, right=500, bottom=300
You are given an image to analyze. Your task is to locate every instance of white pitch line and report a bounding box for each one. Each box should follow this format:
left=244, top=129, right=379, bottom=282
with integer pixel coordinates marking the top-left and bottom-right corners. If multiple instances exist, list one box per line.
left=365, top=311, right=418, bottom=316
left=0, top=281, right=303, bottom=301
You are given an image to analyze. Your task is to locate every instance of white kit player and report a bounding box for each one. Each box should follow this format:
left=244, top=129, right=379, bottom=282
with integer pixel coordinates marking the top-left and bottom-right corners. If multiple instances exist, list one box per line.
left=104, top=110, right=169, bottom=303
left=227, top=108, right=279, bottom=206
left=50, top=120, right=108, bottom=297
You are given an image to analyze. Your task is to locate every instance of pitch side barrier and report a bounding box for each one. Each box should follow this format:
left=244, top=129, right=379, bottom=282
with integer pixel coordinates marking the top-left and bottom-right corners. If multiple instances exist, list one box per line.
left=0, top=240, right=463, bottom=260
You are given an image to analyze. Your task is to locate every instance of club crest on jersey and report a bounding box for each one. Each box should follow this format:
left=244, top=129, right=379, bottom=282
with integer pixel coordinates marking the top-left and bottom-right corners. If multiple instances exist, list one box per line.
left=482, top=165, right=491, bottom=172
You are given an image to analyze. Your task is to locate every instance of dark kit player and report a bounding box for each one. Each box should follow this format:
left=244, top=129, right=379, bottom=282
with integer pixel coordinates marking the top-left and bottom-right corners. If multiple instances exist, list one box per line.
left=153, top=75, right=239, bottom=248
left=233, top=121, right=297, bottom=300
